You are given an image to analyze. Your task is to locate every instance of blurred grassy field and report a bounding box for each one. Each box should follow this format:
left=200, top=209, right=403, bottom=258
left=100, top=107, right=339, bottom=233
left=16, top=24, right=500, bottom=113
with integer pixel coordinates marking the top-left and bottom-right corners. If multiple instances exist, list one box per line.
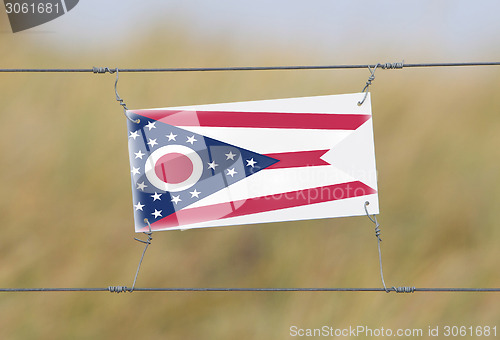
left=1, top=17, right=500, bottom=340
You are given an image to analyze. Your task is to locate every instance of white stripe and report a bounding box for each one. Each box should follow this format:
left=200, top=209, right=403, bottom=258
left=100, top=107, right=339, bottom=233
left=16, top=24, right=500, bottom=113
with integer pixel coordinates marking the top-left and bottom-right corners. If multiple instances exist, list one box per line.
left=188, top=165, right=356, bottom=209
left=178, top=126, right=353, bottom=154
left=61, top=0, right=68, bottom=13
left=147, top=93, right=372, bottom=115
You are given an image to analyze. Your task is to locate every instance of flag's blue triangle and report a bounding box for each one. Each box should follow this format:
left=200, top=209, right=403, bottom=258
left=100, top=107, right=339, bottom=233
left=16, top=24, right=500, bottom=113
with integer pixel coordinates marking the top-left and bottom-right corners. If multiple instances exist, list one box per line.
left=127, top=114, right=279, bottom=224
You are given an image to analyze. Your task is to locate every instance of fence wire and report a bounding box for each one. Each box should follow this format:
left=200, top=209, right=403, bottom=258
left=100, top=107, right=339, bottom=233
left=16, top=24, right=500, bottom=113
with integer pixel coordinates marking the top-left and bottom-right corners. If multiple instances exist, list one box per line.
left=1, top=60, right=499, bottom=294
left=0, top=61, right=499, bottom=73
left=0, top=287, right=499, bottom=294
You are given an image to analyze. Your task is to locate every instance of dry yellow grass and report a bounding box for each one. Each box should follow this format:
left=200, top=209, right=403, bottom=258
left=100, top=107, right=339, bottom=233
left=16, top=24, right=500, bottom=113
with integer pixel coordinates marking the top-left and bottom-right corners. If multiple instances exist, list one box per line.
left=0, top=17, right=499, bottom=340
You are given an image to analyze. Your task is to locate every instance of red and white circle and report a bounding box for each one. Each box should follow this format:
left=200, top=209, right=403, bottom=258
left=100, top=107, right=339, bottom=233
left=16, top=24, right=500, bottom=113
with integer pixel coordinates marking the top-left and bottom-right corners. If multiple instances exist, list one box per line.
left=145, top=145, right=203, bottom=192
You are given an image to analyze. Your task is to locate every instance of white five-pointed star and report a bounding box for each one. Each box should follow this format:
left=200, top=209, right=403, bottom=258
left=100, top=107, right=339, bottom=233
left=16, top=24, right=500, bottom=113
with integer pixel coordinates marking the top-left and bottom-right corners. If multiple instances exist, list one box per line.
left=131, top=167, right=140, bottom=176
left=225, top=151, right=237, bottom=160
left=134, top=150, right=145, bottom=159
left=207, top=161, right=219, bottom=170
left=137, top=181, right=147, bottom=191
left=186, top=135, right=197, bottom=145
left=152, top=209, right=162, bottom=218
left=246, top=158, right=257, bottom=167
left=171, top=195, right=182, bottom=204
left=147, top=138, right=158, bottom=148
left=129, top=130, right=140, bottom=140
left=134, top=202, right=145, bottom=211
left=145, top=121, right=157, bottom=131
left=166, top=132, right=177, bottom=141
left=226, top=168, right=237, bottom=177
left=189, top=189, right=201, bottom=198
left=151, top=192, right=162, bottom=201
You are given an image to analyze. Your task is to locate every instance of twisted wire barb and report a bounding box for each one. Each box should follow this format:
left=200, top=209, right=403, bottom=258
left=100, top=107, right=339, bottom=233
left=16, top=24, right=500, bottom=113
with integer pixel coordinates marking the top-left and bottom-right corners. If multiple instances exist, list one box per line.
left=130, top=219, right=154, bottom=292
left=108, top=286, right=128, bottom=294
left=357, top=61, right=404, bottom=106
left=93, top=67, right=139, bottom=124
left=92, top=67, right=113, bottom=74
left=357, top=64, right=378, bottom=106
left=364, top=201, right=389, bottom=291
left=379, top=61, right=404, bottom=69
left=364, top=201, right=415, bottom=294
left=107, top=219, right=154, bottom=294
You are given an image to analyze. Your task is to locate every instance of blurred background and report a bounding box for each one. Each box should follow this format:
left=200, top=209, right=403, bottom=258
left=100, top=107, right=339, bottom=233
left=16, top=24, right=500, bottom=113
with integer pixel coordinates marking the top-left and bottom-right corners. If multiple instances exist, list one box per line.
left=0, top=1, right=499, bottom=339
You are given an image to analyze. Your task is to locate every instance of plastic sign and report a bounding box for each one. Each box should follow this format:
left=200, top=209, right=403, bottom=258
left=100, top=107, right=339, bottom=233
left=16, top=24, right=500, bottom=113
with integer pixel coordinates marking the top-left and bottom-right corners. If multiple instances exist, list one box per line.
left=126, top=93, right=379, bottom=232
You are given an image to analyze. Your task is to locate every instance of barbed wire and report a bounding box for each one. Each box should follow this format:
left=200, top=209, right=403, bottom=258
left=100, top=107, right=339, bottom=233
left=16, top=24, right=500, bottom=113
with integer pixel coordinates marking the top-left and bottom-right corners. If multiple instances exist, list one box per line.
left=0, top=61, right=499, bottom=73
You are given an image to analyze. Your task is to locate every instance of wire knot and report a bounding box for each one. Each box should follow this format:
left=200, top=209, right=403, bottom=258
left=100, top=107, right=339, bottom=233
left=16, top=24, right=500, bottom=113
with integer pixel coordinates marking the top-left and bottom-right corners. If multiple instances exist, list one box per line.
left=108, top=286, right=129, bottom=293
left=380, top=61, right=404, bottom=70
left=134, top=232, right=153, bottom=245
left=127, top=219, right=155, bottom=293
left=364, top=73, right=375, bottom=88
left=391, top=286, right=416, bottom=293
left=364, top=201, right=382, bottom=242
left=110, top=68, right=140, bottom=124
left=374, top=223, right=382, bottom=242
left=93, top=66, right=138, bottom=123
left=92, top=67, right=116, bottom=74
left=357, top=64, right=379, bottom=106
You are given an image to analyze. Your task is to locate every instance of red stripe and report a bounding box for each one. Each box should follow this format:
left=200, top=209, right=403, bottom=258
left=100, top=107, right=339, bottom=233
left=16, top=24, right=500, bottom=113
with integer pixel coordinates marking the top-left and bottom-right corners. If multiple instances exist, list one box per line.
left=131, top=110, right=370, bottom=130
left=141, top=181, right=376, bottom=231
left=264, top=150, right=330, bottom=169
left=160, top=163, right=167, bottom=182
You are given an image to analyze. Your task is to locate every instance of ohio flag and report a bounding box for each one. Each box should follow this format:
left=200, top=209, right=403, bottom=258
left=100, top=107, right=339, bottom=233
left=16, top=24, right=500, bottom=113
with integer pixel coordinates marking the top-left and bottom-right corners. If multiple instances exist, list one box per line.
left=126, top=93, right=378, bottom=232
